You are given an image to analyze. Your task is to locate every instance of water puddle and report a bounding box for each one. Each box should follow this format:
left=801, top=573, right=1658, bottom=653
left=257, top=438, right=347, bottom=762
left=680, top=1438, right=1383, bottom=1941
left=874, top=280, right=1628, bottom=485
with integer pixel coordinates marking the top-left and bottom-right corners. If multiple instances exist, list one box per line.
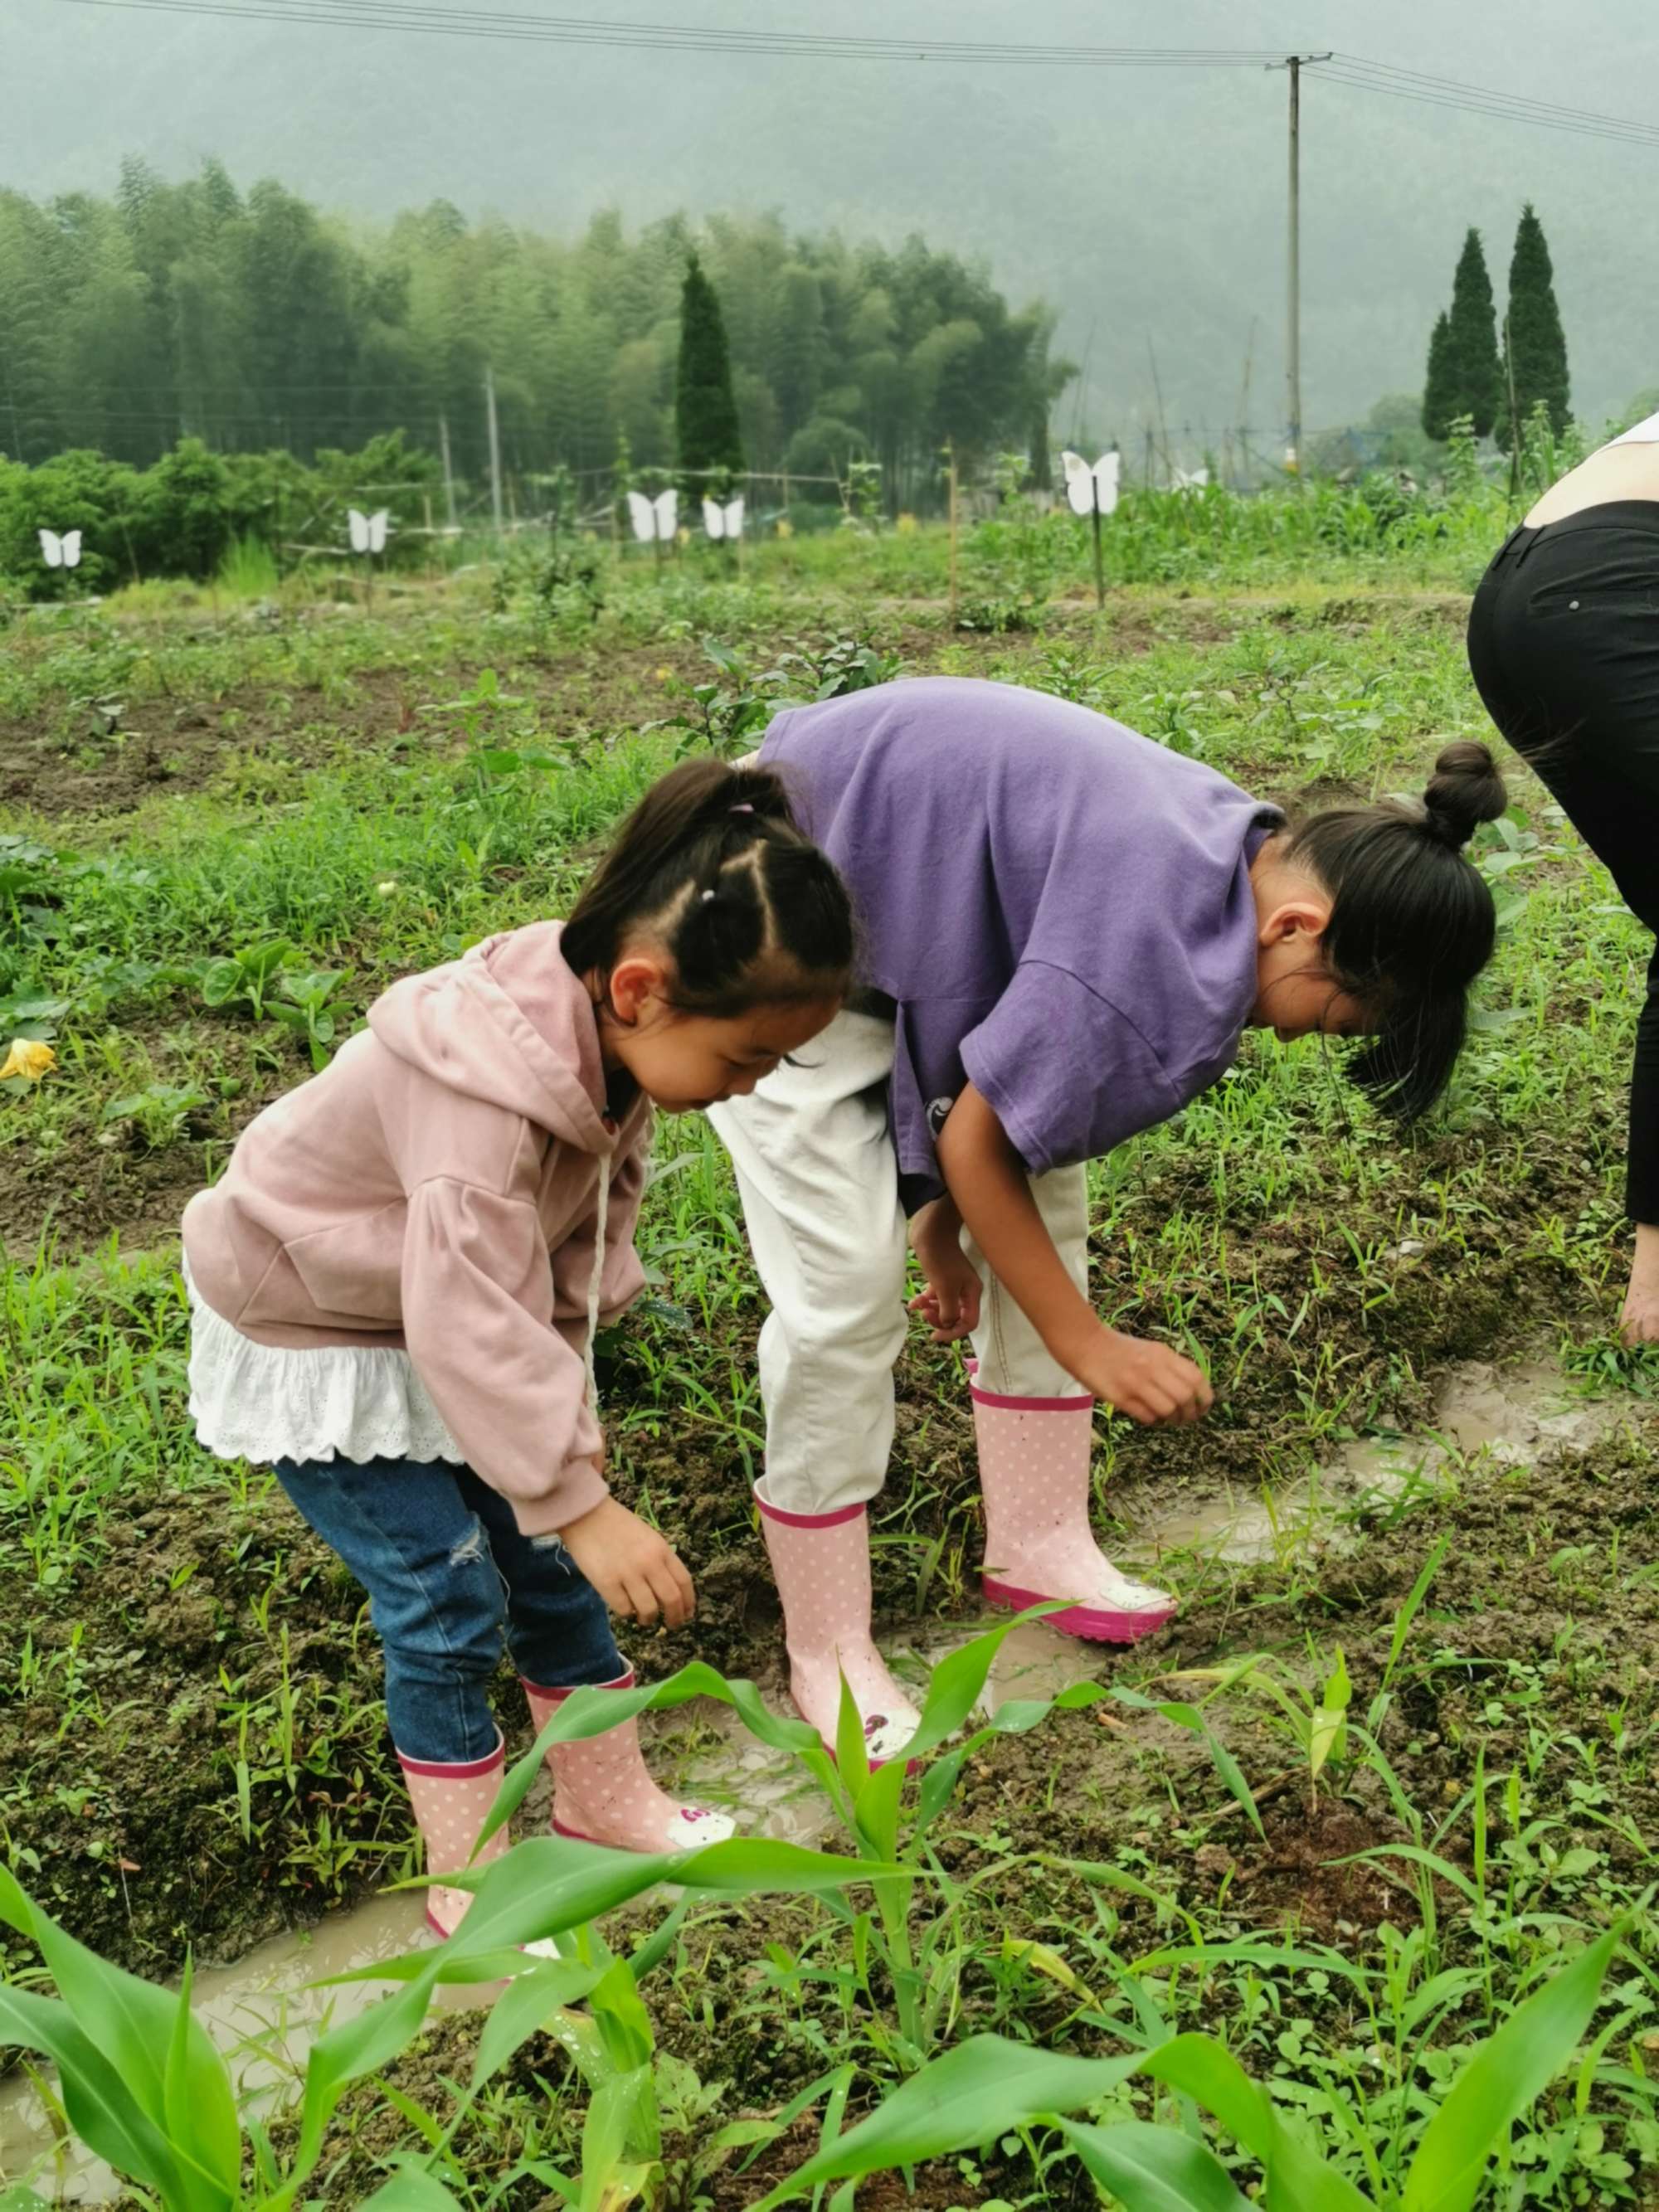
left=0, top=1889, right=462, bottom=2198
left=2, top=1351, right=1643, bottom=2197
left=1134, top=1354, right=1641, bottom=1567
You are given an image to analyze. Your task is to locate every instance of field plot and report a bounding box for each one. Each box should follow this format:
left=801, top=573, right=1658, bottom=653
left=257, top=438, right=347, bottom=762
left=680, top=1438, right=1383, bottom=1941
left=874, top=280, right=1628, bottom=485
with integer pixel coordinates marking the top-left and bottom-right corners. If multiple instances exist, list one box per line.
left=2, top=518, right=1657, bottom=2206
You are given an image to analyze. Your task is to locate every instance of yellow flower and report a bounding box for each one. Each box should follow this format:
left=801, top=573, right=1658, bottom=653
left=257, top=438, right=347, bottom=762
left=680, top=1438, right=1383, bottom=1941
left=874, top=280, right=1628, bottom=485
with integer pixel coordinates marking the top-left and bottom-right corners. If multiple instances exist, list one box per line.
left=896, top=512, right=918, bottom=534
left=774, top=518, right=794, bottom=540
left=0, top=1038, right=56, bottom=1082
left=655, top=666, right=674, bottom=683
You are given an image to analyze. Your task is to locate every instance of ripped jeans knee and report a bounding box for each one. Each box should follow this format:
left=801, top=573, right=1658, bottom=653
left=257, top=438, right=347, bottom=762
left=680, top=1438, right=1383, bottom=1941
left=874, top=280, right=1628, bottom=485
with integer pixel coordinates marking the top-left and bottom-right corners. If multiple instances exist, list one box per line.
left=270, top=1454, right=620, bottom=1763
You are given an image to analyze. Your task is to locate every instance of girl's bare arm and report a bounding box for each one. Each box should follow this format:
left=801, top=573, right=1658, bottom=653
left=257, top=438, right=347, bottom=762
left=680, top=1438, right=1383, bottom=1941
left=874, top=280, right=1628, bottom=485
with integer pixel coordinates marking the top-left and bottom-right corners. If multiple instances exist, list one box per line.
left=935, top=1084, right=1212, bottom=1425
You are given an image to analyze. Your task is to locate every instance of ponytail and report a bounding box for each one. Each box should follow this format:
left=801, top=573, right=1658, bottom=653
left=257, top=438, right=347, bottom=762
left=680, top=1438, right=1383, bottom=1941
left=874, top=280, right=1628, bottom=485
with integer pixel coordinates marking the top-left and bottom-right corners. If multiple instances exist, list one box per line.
left=562, top=757, right=854, bottom=1015
left=1286, top=740, right=1508, bottom=1119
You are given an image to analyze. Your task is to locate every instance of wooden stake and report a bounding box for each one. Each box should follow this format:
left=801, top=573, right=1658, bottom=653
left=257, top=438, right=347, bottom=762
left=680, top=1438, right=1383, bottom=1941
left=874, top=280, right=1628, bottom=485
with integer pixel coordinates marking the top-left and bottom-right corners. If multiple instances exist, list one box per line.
left=1091, top=501, right=1105, bottom=610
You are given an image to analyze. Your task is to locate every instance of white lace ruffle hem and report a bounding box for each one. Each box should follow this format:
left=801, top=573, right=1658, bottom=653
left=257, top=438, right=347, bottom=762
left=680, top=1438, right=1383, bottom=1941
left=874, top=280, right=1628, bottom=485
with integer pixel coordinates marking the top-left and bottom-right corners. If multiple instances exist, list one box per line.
left=184, top=1267, right=464, bottom=1469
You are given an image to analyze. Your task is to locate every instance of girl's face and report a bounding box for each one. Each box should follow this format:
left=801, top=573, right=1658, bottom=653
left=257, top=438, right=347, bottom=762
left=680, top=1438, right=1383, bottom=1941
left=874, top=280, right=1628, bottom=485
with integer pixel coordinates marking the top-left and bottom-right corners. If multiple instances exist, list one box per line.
left=1251, top=903, right=1373, bottom=1043
left=599, top=953, right=842, bottom=1113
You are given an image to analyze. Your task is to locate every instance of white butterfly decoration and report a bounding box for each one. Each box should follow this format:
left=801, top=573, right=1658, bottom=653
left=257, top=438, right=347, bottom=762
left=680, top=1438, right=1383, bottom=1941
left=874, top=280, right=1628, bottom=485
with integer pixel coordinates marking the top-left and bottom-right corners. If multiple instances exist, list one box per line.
left=701, top=493, right=745, bottom=542
left=1172, top=466, right=1210, bottom=494
left=38, top=528, right=83, bottom=570
left=1061, top=450, right=1121, bottom=518
left=626, top=489, right=679, bottom=543
left=347, top=508, right=391, bottom=555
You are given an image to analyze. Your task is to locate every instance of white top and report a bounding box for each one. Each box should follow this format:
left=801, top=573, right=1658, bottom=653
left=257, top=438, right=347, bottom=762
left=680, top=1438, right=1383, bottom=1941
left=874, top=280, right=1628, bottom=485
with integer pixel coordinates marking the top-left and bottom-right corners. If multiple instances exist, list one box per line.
left=184, top=1262, right=464, bottom=1469
left=1608, top=408, right=1659, bottom=448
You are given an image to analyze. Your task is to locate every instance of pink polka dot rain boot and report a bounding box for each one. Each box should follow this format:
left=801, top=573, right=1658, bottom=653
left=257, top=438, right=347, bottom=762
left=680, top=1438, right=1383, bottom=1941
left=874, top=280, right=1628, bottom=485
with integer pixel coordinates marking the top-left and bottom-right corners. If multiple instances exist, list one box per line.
left=755, top=1484, right=921, bottom=1766
left=523, top=1669, right=736, bottom=1851
left=972, top=1380, right=1177, bottom=1642
left=397, top=1735, right=511, bottom=1939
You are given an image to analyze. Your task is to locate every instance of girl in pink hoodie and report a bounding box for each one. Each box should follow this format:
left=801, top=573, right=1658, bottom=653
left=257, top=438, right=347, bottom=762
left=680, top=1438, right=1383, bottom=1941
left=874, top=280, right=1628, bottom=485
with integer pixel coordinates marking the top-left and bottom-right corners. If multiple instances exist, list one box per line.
left=182, top=760, right=853, bottom=1936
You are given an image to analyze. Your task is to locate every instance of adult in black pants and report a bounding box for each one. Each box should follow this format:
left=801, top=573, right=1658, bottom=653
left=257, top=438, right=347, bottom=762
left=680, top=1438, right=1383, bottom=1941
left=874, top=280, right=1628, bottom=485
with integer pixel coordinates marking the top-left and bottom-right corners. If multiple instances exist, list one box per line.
left=1467, top=415, right=1659, bottom=1344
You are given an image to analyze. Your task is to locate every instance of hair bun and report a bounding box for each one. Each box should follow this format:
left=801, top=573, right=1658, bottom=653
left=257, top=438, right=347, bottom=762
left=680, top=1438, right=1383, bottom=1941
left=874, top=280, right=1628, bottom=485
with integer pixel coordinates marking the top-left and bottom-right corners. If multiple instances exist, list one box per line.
left=1421, top=740, right=1507, bottom=850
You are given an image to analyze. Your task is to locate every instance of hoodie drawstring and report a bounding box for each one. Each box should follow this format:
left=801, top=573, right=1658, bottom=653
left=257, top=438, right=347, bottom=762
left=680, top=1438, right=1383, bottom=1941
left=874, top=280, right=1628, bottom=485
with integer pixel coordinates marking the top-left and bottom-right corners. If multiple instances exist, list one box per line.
left=583, top=1154, right=611, bottom=1422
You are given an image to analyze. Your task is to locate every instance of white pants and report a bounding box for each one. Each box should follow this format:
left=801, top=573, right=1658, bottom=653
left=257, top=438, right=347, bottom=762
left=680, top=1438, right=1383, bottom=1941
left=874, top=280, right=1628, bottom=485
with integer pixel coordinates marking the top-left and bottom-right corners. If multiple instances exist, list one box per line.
left=708, top=1010, right=1089, bottom=1515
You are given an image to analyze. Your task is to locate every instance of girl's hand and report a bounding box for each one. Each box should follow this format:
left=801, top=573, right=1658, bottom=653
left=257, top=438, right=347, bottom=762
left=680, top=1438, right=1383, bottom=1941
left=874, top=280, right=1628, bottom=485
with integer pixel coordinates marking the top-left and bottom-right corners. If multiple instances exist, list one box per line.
left=908, top=1197, right=982, bottom=1344
left=1070, top=1326, right=1213, bottom=1426
left=559, top=1497, right=695, bottom=1627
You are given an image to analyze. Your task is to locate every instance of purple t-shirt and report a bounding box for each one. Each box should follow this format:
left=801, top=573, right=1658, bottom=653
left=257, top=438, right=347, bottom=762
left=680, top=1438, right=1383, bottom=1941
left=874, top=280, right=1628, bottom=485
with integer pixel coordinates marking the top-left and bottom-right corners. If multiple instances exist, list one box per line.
left=762, top=677, right=1280, bottom=1212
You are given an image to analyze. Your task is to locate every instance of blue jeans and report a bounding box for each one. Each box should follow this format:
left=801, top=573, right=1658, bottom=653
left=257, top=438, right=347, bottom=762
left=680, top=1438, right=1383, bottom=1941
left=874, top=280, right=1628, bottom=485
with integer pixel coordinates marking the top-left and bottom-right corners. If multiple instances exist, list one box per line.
left=274, top=1455, right=622, bottom=1764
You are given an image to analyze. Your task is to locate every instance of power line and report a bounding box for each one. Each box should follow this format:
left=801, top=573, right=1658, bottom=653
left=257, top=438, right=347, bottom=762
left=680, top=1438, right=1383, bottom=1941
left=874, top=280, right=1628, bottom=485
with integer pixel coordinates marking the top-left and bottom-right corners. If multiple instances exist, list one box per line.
left=1312, top=52, right=1659, bottom=152
left=49, top=0, right=1287, bottom=65
left=47, top=0, right=1659, bottom=154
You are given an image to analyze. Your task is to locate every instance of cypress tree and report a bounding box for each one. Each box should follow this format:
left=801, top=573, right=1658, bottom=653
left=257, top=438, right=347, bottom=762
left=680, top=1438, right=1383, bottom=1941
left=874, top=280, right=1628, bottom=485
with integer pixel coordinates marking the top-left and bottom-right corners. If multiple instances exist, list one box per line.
left=1445, top=227, right=1502, bottom=438
left=1421, top=309, right=1458, bottom=440
left=675, top=250, right=746, bottom=499
left=1500, top=202, right=1570, bottom=446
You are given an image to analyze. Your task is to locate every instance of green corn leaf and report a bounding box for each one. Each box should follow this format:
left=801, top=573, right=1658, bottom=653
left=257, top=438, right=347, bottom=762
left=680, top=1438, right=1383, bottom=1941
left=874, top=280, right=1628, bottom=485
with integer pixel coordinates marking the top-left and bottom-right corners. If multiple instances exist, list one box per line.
left=625, top=1894, right=692, bottom=1986
left=0, top=1983, right=200, bottom=2204
left=901, top=1607, right=1068, bottom=1762
left=1402, top=1927, right=1621, bottom=2212
left=429, top=1834, right=907, bottom=1963
left=469, top=1957, right=602, bottom=2091
left=752, top=2033, right=1146, bottom=2205
left=852, top=1751, right=907, bottom=1864
left=285, top=1961, right=444, bottom=2191
left=1138, top=2036, right=1370, bottom=2212
left=162, top=1957, right=241, bottom=2205
left=0, top=1869, right=235, bottom=2210
left=588, top=1955, right=655, bottom=2079
left=1058, top=2116, right=1257, bottom=2210
left=835, top=1669, right=872, bottom=1795
left=356, top=2163, right=468, bottom=2210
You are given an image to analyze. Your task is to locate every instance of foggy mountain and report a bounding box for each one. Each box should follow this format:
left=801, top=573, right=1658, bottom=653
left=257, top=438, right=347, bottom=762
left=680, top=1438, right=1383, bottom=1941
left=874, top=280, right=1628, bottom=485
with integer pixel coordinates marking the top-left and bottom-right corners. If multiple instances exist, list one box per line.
left=6, top=0, right=1657, bottom=460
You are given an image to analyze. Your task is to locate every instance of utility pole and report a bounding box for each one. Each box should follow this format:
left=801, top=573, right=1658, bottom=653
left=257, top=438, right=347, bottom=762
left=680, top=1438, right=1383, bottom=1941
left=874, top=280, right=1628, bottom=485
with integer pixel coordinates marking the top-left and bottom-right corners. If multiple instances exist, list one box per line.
left=483, top=366, right=504, bottom=534
left=438, top=411, right=457, bottom=528
left=1275, top=52, right=1330, bottom=489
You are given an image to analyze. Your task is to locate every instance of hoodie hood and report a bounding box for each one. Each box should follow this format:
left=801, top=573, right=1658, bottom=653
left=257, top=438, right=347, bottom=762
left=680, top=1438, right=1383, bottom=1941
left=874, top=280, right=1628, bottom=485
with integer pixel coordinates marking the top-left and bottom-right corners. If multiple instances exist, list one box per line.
left=368, top=920, right=617, bottom=1154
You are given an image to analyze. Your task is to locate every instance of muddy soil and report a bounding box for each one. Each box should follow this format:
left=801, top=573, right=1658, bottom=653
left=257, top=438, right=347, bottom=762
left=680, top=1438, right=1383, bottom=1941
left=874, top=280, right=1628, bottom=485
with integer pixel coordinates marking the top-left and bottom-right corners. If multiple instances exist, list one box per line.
left=2, top=1327, right=1643, bottom=1983
left=5, top=1352, right=1653, bottom=2202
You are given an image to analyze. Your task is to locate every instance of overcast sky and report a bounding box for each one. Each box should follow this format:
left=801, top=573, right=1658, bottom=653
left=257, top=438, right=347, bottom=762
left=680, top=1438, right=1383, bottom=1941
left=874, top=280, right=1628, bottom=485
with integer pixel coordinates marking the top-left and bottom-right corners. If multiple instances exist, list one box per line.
left=7, top=0, right=1657, bottom=452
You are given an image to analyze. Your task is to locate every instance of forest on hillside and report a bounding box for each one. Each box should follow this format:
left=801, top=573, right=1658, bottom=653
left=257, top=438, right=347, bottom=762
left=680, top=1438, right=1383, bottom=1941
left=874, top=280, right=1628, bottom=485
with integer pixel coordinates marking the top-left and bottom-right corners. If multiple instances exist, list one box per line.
left=0, top=160, right=1072, bottom=507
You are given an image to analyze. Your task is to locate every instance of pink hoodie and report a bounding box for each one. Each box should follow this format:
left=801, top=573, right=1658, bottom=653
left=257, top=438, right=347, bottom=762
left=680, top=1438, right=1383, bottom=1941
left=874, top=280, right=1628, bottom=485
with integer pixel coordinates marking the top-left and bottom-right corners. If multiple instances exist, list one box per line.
left=182, top=921, right=650, bottom=1536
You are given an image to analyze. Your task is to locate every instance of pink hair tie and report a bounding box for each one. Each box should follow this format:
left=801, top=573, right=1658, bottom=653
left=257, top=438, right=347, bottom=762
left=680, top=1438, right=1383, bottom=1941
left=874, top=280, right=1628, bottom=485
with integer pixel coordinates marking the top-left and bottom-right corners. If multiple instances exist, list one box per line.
left=730, top=802, right=754, bottom=815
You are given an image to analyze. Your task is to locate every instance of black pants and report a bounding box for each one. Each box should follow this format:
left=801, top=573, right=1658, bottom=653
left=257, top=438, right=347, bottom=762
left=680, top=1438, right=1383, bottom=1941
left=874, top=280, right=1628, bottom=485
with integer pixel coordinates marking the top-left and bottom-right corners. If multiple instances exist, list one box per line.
left=1467, top=500, right=1659, bottom=1226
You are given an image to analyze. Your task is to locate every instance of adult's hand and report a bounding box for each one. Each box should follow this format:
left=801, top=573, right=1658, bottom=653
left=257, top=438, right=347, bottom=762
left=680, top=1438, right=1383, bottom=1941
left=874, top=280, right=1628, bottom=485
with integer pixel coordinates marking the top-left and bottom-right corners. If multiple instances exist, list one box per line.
left=1621, top=1225, right=1659, bottom=1346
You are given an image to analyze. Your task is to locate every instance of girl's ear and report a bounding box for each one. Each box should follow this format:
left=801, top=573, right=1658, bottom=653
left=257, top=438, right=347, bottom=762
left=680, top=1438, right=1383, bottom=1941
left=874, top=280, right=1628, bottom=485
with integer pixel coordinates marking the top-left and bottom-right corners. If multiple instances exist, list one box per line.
left=1258, top=895, right=1333, bottom=948
left=607, top=952, right=672, bottom=1025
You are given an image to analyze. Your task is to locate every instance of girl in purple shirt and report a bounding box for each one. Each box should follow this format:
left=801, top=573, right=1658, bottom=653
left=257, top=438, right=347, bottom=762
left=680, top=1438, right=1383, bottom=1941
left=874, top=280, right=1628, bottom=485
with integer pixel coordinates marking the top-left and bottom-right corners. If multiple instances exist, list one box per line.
left=708, top=678, right=1506, bottom=1762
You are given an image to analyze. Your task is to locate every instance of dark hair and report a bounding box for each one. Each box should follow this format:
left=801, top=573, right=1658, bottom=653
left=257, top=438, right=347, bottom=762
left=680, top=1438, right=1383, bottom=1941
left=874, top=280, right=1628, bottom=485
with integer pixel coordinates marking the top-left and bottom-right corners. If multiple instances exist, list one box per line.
left=562, top=757, right=854, bottom=1016
left=1282, top=740, right=1509, bottom=1119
